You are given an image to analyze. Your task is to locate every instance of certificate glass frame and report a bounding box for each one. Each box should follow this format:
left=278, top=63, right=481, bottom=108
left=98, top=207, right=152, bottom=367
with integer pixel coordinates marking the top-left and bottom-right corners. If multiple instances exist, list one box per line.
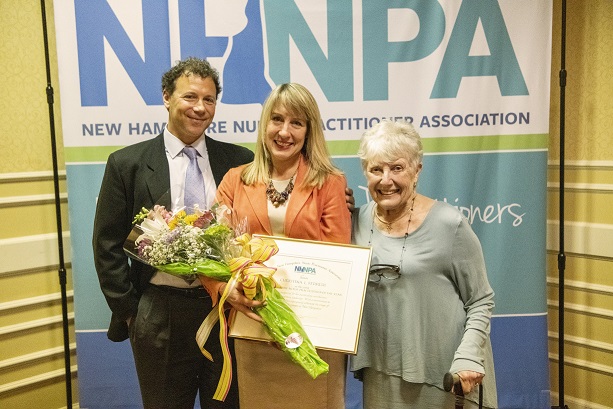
left=229, top=235, right=372, bottom=354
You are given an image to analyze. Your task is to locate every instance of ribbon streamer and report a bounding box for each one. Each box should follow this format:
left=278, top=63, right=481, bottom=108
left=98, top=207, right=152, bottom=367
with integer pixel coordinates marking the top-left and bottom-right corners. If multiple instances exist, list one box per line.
left=195, top=234, right=279, bottom=401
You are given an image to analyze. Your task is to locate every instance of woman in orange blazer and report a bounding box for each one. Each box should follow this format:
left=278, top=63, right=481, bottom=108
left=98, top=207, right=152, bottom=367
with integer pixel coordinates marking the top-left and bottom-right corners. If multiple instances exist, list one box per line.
left=216, top=154, right=349, bottom=242
left=210, top=83, right=351, bottom=409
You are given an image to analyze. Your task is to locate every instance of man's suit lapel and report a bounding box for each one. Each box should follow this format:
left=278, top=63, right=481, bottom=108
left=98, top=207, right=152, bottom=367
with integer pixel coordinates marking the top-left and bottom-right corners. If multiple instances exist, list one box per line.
left=145, top=134, right=171, bottom=208
left=206, top=135, right=231, bottom=185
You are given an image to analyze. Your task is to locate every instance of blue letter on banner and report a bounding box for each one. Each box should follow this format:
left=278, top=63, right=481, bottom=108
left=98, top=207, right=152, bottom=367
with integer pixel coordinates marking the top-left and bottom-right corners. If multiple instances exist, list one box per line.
left=264, top=0, right=353, bottom=102
left=75, top=0, right=170, bottom=106
left=178, top=2, right=227, bottom=60
left=217, top=0, right=272, bottom=104
left=362, top=0, right=445, bottom=101
left=431, top=0, right=529, bottom=98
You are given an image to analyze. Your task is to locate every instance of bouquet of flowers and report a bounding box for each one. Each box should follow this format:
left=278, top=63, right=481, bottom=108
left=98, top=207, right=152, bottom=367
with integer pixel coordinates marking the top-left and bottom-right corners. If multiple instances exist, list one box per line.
left=125, top=204, right=237, bottom=281
left=124, top=204, right=329, bottom=401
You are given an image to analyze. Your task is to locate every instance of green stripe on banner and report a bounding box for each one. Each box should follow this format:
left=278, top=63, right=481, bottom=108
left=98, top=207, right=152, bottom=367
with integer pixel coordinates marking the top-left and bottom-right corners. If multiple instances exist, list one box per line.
left=65, top=146, right=124, bottom=162
left=423, top=133, right=549, bottom=154
left=65, top=134, right=548, bottom=163
left=327, top=134, right=548, bottom=156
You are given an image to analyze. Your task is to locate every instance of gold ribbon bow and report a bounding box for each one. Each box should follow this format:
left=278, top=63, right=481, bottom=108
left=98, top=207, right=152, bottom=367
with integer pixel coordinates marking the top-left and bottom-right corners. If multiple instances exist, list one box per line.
left=195, top=234, right=279, bottom=401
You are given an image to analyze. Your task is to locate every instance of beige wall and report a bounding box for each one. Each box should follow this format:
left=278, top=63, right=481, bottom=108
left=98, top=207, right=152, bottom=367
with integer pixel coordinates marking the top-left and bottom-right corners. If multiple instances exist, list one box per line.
left=1, top=1, right=612, bottom=408
left=547, top=1, right=613, bottom=408
left=0, top=1, right=77, bottom=409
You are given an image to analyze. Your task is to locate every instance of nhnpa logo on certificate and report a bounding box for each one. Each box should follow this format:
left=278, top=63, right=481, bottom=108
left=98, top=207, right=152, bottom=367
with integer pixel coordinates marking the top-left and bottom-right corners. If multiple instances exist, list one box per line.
left=53, top=1, right=553, bottom=408
left=293, top=265, right=317, bottom=275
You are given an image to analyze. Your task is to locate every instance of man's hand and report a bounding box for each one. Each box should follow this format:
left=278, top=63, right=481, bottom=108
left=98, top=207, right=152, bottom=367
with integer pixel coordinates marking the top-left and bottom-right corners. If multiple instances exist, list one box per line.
left=345, top=187, right=355, bottom=213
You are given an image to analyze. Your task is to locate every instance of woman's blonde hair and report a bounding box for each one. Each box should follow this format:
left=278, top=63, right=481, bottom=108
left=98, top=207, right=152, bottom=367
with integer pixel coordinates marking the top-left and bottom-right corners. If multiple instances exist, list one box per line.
left=241, top=83, right=342, bottom=187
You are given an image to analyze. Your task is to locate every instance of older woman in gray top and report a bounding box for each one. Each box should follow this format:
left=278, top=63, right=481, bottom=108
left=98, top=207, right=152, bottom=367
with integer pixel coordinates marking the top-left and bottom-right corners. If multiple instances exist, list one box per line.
left=351, top=120, right=498, bottom=408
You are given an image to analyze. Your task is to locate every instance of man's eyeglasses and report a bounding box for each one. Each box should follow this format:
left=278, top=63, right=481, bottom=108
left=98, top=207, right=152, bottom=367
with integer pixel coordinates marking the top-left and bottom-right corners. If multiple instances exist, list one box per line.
left=369, top=264, right=401, bottom=282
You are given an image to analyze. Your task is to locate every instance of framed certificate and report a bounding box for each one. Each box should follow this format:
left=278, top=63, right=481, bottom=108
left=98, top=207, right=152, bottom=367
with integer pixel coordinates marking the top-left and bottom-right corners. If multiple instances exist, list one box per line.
left=229, top=235, right=372, bottom=354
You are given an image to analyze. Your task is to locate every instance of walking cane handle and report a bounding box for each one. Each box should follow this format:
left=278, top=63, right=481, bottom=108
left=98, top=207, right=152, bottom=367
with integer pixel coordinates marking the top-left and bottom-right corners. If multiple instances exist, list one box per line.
left=444, top=372, right=465, bottom=408
left=443, top=372, right=463, bottom=395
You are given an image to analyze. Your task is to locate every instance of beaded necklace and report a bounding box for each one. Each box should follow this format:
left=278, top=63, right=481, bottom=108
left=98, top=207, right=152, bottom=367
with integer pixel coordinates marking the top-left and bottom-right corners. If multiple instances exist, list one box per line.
left=266, top=175, right=295, bottom=207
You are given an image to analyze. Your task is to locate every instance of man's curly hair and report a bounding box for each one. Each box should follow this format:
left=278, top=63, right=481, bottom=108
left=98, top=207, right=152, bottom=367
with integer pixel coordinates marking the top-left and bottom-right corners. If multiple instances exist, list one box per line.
left=161, top=57, right=221, bottom=97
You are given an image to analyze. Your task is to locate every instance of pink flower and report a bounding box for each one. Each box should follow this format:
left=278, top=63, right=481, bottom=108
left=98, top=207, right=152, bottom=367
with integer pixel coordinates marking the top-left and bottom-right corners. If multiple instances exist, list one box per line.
left=152, top=204, right=173, bottom=223
left=193, top=210, right=214, bottom=229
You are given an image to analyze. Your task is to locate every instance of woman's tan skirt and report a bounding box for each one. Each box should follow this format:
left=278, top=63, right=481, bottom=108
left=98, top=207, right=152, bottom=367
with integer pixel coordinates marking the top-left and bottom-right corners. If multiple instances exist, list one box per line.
left=235, top=338, right=347, bottom=409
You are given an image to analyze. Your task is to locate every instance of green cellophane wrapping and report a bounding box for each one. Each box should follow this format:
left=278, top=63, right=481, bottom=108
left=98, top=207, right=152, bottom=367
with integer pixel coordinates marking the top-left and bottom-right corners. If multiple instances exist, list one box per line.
left=156, top=256, right=329, bottom=379
left=253, top=279, right=329, bottom=379
left=156, top=258, right=232, bottom=281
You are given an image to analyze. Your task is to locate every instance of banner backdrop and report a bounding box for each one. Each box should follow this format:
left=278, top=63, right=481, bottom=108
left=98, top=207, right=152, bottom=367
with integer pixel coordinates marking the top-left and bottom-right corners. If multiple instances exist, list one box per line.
left=54, top=1, right=552, bottom=407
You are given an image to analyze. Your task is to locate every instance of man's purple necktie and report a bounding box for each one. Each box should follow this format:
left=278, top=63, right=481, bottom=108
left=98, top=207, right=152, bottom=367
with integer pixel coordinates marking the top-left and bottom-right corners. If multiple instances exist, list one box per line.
left=183, top=146, right=206, bottom=211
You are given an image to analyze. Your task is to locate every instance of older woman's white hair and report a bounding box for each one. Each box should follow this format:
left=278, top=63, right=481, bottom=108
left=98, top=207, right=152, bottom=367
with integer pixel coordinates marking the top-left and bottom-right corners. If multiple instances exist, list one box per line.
left=358, top=119, right=423, bottom=171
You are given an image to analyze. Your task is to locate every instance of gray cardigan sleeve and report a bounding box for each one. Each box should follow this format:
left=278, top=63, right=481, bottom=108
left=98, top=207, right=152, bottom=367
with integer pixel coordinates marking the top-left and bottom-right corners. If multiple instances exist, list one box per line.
left=449, top=217, right=495, bottom=374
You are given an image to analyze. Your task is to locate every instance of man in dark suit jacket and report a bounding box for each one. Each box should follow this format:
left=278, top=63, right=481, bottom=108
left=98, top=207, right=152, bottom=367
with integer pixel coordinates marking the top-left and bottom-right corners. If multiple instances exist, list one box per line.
left=93, top=57, right=256, bottom=408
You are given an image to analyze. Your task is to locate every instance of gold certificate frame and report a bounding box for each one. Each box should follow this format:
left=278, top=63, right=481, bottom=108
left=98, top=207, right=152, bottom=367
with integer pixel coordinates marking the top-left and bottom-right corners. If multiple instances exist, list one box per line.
left=229, top=235, right=372, bottom=354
